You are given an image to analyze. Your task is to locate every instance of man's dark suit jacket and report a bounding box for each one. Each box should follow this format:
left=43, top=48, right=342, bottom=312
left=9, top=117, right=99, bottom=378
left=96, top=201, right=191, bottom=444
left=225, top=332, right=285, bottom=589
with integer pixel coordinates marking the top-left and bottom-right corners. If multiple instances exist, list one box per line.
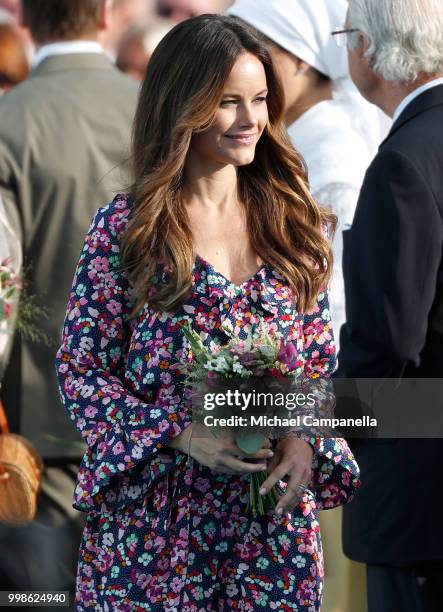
left=337, top=85, right=443, bottom=567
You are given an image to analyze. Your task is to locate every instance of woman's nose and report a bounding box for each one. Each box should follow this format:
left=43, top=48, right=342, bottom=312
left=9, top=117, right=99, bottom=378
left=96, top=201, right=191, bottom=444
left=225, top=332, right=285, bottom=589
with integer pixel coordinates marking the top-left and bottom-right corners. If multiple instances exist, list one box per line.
left=237, top=103, right=258, bottom=128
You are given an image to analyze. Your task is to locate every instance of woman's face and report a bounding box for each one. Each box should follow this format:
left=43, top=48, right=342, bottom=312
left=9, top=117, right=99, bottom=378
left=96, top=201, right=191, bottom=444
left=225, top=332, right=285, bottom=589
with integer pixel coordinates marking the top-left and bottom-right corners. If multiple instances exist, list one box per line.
left=190, top=52, right=269, bottom=168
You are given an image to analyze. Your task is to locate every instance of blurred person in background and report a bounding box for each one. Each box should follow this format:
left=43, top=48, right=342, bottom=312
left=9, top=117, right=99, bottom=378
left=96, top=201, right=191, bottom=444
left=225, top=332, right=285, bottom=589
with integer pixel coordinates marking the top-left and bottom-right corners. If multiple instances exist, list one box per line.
left=0, top=0, right=18, bottom=21
left=116, top=16, right=173, bottom=81
left=0, top=0, right=34, bottom=61
left=0, top=21, right=29, bottom=93
left=228, top=0, right=388, bottom=345
left=157, top=0, right=233, bottom=22
left=99, top=0, right=156, bottom=59
left=0, top=0, right=138, bottom=598
left=338, top=0, right=443, bottom=610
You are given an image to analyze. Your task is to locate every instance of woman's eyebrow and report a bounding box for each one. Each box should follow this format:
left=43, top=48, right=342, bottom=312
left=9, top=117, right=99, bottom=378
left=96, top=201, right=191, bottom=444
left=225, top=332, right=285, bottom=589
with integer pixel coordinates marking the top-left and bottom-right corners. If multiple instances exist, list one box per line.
left=221, top=89, right=269, bottom=98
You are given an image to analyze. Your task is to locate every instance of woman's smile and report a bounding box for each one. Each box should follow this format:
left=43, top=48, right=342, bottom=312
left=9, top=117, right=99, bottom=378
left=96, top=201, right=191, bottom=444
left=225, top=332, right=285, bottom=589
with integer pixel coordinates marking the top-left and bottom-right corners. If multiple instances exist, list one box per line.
left=224, top=132, right=258, bottom=145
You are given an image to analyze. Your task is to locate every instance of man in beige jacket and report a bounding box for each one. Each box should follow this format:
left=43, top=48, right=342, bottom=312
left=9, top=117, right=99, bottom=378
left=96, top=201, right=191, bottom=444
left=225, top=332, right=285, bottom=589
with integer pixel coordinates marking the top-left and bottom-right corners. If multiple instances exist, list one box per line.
left=0, top=0, right=138, bottom=596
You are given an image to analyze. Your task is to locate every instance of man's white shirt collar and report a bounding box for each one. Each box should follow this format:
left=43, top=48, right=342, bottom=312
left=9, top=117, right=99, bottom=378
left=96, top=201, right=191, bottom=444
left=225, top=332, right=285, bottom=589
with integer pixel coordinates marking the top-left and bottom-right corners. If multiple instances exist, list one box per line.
left=32, top=41, right=104, bottom=68
left=392, top=77, right=443, bottom=124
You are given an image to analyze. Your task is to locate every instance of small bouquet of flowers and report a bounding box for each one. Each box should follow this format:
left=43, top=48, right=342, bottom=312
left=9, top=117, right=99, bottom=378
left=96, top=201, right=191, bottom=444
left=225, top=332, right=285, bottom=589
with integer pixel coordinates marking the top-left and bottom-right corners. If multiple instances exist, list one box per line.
left=0, top=260, right=21, bottom=324
left=0, top=195, right=22, bottom=382
left=0, top=199, right=51, bottom=383
left=182, top=321, right=316, bottom=516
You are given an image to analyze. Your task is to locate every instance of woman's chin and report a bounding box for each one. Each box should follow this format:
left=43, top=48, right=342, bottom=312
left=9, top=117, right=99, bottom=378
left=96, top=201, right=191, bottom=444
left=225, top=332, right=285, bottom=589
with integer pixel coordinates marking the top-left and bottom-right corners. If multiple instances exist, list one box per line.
left=228, top=151, right=256, bottom=167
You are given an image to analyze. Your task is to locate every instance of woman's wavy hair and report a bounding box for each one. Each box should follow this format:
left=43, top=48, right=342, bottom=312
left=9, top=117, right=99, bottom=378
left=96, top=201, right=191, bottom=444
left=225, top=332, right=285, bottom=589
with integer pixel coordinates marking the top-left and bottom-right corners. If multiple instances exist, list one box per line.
left=121, top=14, right=336, bottom=316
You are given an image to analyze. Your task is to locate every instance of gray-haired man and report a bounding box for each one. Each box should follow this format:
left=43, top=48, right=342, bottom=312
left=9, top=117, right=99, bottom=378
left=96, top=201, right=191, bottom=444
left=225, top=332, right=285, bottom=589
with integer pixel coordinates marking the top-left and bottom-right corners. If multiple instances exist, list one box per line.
left=336, top=0, right=443, bottom=610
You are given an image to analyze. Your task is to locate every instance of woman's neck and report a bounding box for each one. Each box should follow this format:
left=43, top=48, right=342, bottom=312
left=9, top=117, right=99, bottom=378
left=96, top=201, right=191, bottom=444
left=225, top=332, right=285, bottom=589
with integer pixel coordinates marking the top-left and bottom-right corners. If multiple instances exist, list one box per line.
left=183, top=153, right=239, bottom=212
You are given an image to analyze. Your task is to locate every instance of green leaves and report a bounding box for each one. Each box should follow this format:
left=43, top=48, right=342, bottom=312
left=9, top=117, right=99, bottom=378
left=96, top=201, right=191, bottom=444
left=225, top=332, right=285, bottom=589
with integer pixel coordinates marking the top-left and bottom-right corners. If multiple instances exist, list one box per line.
left=182, top=322, right=207, bottom=364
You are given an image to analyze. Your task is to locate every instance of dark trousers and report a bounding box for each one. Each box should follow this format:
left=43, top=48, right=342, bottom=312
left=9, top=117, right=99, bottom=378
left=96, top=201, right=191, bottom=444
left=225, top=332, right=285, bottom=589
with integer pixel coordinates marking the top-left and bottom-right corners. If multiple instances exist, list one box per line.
left=0, top=459, right=85, bottom=611
left=367, top=563, right=443, bottom=612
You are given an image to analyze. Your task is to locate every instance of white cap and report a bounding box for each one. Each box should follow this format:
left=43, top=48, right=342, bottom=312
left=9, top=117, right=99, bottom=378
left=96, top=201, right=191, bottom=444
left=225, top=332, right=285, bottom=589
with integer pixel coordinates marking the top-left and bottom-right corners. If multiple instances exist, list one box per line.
left=228, top=0, right=349, bottom=81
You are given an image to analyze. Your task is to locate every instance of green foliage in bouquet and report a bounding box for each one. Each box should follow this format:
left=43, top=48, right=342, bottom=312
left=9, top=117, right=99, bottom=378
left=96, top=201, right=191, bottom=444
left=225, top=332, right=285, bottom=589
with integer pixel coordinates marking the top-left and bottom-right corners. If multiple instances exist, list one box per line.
left=181, top=321, right=302, bottom=516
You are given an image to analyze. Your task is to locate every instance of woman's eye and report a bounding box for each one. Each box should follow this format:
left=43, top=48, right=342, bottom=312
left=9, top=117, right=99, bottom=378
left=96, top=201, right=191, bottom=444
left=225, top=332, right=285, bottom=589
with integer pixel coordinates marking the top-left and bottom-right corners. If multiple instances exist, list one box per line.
left=220, top=100, right=237, bottom=107
left=254, top=96, right=267, bottom=103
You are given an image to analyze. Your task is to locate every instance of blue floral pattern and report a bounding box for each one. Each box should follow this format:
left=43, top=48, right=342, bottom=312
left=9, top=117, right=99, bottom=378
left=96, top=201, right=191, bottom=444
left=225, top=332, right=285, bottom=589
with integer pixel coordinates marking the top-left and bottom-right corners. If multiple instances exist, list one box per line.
left=56, top=194, right=360, bottom=611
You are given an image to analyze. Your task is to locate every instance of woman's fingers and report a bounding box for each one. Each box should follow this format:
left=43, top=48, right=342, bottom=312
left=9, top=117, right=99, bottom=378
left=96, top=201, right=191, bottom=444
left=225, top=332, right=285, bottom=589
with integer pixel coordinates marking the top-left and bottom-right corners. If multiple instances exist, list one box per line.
left=265, top=448, right=281, bottom=473
left=262, top=437, right=272, bottom=449
left=274, top=470, right=306, bottom=515
left=190, top=430, right=274, bottom=474
left=259, top=461, right=290, bottom=494
left=255, top=438, right=314, bottom=514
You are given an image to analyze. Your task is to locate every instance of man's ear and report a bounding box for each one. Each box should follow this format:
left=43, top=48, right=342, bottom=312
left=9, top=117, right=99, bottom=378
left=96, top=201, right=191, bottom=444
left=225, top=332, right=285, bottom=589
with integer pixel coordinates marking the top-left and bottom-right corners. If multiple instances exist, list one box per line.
left=359, top=33, right=373, bottom=68
left=99, top=0, right=114, bottom=31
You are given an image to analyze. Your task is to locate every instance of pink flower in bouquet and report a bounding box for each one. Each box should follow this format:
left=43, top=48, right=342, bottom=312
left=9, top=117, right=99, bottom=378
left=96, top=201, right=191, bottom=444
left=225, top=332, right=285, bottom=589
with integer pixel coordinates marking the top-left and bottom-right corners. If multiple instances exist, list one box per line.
left=4, top=303, right=11, bottom=320
left=238, top=352, right=262, bottom=369
left=277, top=338, right=298, bottom=371
left=229, top=341, right=248, bottom=356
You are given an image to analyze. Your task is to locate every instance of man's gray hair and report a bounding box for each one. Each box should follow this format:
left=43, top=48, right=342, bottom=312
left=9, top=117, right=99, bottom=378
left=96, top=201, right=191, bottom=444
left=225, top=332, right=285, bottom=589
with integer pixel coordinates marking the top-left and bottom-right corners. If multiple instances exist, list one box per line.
left=348, top=0, right=443, bottom=82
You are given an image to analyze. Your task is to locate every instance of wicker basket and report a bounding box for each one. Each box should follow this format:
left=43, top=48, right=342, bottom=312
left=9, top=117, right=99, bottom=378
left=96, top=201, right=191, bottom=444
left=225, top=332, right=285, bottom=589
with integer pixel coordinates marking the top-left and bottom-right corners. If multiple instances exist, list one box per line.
left=0, top=401, right=43, bottom=525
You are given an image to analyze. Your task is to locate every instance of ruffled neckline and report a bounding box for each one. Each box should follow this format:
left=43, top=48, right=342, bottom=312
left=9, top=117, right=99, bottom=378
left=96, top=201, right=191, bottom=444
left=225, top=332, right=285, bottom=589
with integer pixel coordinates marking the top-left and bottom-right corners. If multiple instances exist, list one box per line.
left=194, top=253, right=270, bottom=291
left=191, top=254, right=296, bottom=328
left=155, top=254, right=294, bottom=314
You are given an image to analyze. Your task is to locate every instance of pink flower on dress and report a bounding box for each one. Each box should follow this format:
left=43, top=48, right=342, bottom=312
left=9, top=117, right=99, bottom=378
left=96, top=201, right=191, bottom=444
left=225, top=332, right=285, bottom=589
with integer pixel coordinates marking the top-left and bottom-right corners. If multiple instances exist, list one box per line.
left=107, top=299, right=122, bottom=315
left=112, top=441, right=125, bottom=455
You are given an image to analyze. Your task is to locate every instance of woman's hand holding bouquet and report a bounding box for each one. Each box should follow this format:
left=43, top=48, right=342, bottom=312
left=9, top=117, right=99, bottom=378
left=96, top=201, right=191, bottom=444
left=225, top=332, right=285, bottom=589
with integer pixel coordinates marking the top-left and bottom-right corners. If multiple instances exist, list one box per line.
left=260, top=436, right=313, bottom=517
left=169, top=422, right=274, bottom=475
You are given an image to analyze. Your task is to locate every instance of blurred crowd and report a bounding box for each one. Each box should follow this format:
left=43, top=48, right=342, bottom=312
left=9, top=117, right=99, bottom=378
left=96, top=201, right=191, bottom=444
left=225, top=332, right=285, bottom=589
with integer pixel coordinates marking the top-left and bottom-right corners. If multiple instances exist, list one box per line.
left=0, top=0, right=235, bottom=91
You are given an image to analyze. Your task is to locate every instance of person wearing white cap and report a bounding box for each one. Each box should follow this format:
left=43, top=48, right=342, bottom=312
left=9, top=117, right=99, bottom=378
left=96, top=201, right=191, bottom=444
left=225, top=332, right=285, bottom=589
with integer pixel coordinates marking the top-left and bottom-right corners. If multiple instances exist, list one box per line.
left=228, top=0, right=389, bottom=351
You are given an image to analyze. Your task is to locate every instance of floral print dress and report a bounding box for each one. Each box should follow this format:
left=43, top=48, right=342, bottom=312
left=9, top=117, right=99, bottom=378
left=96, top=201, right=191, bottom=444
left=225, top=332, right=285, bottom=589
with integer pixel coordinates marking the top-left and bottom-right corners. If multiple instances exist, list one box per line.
left=56, top=194, right=360, bottom=611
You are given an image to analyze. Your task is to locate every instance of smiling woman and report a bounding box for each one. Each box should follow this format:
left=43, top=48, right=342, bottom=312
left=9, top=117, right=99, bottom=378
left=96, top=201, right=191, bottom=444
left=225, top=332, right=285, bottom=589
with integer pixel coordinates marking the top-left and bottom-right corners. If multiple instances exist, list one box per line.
left=190, top=56, right=268, bottom=167
left=56, top=13, right=360, bottom=611
left=124, top=14, right=336, bottom=315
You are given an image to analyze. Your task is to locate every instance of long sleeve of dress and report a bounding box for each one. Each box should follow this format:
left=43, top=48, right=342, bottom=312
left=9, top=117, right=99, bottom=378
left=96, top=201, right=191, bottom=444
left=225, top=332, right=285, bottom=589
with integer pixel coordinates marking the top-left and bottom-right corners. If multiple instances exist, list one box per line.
left=55, top=201, right=191, bottom=513
left=302, top=286, right=361, bottom=510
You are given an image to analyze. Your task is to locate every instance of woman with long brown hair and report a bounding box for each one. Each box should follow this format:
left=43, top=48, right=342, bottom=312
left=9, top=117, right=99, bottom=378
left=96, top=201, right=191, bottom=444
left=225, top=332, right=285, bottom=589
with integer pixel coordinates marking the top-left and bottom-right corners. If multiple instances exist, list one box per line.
left=56, top=14, right=359, bottom=610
